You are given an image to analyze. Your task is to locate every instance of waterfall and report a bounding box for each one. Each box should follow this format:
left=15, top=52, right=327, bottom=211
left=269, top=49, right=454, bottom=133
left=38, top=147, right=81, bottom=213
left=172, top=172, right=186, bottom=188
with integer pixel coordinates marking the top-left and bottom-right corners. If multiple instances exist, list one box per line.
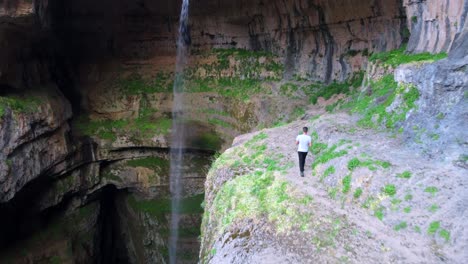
left=169, top=0, right=191, bottom=263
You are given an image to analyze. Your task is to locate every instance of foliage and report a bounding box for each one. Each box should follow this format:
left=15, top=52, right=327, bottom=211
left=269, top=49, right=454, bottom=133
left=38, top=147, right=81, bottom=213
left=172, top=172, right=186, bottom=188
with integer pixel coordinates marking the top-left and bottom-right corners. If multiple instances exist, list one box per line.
left=353, top=188, right=363, bottom=199
left=310, top=133, right=349, bottom=171
left=382, top=184, right=397, bottom=196
left=321, top=166, right=335, bottom=181
left=404, top=194, right=413, bottom=201
left=342, top=175, right=352, bottom=193
left=369, top=45, right=447, bottom=67
left=439, top=229, right=450, bottom=242
left=206, top=131, right=315, bottom=236
left=424, top=186, right=438, bottom=197
left=374, top=207, right=384, bottom=221
left=74, top=106, right=171, bottom=141
left=428, top=204, right=439, bottom=213
left=347, top=157, right=391, bottom=171
left=397, top=171, right=412, bottom=179
left=427, top=221, right=440, bottom=235
left=307, top=71, right=364, bottom=105
left=342, top=74, right=420, bottom=130
left=0, top=95, right=41, bottom=118
left=394, top=221, right=407, bottom=231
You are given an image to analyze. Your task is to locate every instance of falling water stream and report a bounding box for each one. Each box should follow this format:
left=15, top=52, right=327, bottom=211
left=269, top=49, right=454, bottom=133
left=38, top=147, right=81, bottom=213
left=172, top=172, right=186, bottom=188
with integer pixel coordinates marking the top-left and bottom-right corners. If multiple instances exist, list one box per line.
left=169, top=0, right=191, bottom=263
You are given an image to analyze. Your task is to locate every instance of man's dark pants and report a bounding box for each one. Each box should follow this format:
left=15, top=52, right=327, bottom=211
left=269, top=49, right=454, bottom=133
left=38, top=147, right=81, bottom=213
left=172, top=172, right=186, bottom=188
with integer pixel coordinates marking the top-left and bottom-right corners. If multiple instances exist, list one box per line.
left=298, top=151, right=308, bottom=173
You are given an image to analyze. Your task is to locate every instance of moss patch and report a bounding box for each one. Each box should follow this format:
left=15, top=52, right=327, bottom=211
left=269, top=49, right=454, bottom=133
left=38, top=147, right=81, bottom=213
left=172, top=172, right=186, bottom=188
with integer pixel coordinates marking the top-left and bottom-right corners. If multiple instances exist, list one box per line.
left=0, top=95, right=42, bottom=118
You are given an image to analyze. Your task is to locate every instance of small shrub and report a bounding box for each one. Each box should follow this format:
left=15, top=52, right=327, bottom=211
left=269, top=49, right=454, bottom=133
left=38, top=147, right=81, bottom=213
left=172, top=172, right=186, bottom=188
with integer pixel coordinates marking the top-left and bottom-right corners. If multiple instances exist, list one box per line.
left=403, top=207, right=411, bottom=213
left=439, top=229, right=450, bottom=242
left=404, top=194, right=413, bottom=201
left=322, top=166, right=336, bottom=181
left=353, top=188, right=363, bottom=199
left=328, top=187, right=338, bottom=200
left=397, top=171, right=412, bottom=179
left=347, top=158, right=361, bottom=171
left=394, top=221, right=407, bottom=231
left=374, top=207, right=384, bottom=221
left=342, top=175, right=352, bottom=193
left=428, top=204, right=439, bottom=213
left=424, top=186, right=438, bottom=197
left=427, top=221, right=440, bottom=235
left=414, top=226, right=421, bottom=233
left=382, top=184, right=397, bottom=196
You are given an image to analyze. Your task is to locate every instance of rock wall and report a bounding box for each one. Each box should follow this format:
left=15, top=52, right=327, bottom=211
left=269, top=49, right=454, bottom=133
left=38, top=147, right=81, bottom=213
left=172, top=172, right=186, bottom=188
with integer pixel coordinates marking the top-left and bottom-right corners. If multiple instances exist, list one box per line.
left=404, top=0, right=468, bottom=53
left=0, top=0, right=33, bottom=17
left=46, top=0, right=406, bottom=83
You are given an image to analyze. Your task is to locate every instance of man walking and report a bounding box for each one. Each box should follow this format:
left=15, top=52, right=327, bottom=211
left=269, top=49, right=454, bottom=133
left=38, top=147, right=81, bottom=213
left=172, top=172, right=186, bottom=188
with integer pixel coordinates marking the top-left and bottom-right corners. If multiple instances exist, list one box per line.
left=296, top=127, right=312, bottom=177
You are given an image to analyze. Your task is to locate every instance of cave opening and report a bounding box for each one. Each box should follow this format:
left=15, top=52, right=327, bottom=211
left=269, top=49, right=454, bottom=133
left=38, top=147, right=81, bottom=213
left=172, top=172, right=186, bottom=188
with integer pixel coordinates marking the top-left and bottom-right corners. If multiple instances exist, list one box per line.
left=97, top=185, right=130, bottom=264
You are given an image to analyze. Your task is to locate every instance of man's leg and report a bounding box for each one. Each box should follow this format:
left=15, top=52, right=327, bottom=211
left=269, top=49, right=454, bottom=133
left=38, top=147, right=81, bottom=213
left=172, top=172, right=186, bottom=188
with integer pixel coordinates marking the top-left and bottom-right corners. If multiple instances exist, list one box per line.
left=298, top=152, right=306, bottom=176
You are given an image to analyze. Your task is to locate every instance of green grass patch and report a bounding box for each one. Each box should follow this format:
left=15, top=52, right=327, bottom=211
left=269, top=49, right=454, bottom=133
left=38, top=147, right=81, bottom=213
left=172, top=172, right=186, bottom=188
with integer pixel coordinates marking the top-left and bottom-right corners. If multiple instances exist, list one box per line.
left=369, top=45, right=447, bottom=67
left=428, top=204, right=439, bottom=213
left=328, top=187, right=339, bottom=200
left=347, top=157, right=391, bottom=171
left=211, top=169, right=310, bottom=233
left=374, top=207, right=384, bottom=221
left=347, top=158, right=360, bottom=171
left=342, top=175, right=352, bottom=193
left=439, top=229, right=450, bottom=242
left=308, top=71, right=363, bottom=104
left=291, top=106, right=306, bottom=120
left=75, top=106, right=171, bottom=141
left=353, top=188, right=363, bottom=199
left=310, top=133, right=349, bottom=171
left=382, top=184, right=397, bottom=196
left=427, top=221, right=440, bottom=235
left=397, top=171, right=412, bottom=179
left=343, top=74, right=420, bottom=130
left=321, top=166, right=335, bottom=181
left=424, top=186, right=438, bottom=197
left=403, top=206, right=411, bottom=213
left=394, top=221, right=407, bottom=231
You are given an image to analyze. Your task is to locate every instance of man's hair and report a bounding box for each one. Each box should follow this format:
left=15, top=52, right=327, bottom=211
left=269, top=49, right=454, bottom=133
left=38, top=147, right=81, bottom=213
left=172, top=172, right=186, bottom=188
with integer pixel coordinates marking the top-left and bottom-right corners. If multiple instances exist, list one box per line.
left=303, top=127, right=308, bottom=133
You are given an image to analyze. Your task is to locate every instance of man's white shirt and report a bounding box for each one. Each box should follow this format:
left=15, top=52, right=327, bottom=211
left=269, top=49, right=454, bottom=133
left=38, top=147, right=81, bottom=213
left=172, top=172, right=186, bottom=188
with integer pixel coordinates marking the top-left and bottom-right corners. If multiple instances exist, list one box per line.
left=296, top=134, right=311, bottom=152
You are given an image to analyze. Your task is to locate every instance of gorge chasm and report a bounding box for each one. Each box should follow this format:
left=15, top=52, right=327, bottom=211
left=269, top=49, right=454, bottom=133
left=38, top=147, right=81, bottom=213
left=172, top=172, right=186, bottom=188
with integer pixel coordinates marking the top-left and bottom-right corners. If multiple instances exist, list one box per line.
left=0, top=0, right=467, bottom=263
